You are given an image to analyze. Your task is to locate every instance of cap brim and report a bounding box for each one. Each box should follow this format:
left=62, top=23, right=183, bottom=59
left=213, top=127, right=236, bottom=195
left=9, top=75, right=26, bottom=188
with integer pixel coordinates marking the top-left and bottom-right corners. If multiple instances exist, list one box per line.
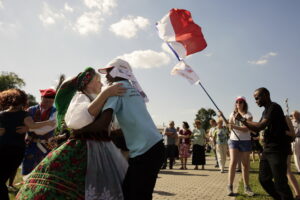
left=98, top=66, right=113, bottom=74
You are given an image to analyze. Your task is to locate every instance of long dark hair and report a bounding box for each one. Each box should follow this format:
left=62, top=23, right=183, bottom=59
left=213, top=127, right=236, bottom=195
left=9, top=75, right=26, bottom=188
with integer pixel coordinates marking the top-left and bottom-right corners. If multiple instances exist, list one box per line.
left=234, top=100, right=248, bottom=113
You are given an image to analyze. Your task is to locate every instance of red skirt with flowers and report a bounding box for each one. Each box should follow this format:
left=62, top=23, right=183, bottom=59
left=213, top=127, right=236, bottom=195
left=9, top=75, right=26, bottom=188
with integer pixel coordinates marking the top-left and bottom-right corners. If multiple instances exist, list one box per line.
left=179, top=143, right=191, bottom=158
left=16, top=139, right=87, bottom=200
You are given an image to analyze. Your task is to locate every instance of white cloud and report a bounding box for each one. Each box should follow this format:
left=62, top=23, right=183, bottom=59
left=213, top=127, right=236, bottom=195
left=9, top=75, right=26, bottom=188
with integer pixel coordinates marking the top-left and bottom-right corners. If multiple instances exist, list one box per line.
left=73, top=11, right=103, bottom=35
left=0, top=22, right=19, bottom=36
left=248, top=52, right=278, bottom=65
left=0, top=1, right=3, bottom=9
left=84, top=0, right=117, bottom=14
left=109, top=16, right=150, bottom=39
left=133, top=16, right=150, bottom=29
left=119, top=50, right=171, bottom=69
left=262, top=52, right=277, bottom=58
left=248, top=59, right=268, bottom=65
left=64, top=3, right=74, bottom=12
left=38, top=2, right=65, bottom=26
left=204, top=53, right=213, bottom=57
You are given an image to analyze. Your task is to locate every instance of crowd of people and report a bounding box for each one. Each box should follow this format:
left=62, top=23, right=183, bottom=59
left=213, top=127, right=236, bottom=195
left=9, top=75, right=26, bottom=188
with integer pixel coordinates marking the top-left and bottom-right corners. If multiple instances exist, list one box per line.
left=0, top=58, right=300, bottom=200
left=161, top=91, right=300, bottom=200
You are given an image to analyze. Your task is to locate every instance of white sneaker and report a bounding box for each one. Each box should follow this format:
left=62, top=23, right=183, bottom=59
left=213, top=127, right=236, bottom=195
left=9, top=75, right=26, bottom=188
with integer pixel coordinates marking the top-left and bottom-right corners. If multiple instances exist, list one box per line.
left=227, top=185, right=234, bottom=196
left=244, top=186, right=255, bottom=197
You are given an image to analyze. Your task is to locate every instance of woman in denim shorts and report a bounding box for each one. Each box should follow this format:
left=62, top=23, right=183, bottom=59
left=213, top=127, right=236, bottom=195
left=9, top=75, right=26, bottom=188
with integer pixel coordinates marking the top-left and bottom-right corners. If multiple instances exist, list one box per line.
left=227, top=96, right=254, bottom=197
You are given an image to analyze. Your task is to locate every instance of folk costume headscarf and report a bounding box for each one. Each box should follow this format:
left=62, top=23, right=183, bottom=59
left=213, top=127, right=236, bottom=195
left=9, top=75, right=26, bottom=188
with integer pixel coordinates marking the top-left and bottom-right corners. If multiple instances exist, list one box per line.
left=55, top=67, right=96, bottom=131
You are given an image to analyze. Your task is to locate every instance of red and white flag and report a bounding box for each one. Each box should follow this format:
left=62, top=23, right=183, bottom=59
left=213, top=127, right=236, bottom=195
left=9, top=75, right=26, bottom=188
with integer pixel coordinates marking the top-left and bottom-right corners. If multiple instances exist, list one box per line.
left=171, top=61, right=200, bottom=84
left=156, top=8, right=207, bottom=60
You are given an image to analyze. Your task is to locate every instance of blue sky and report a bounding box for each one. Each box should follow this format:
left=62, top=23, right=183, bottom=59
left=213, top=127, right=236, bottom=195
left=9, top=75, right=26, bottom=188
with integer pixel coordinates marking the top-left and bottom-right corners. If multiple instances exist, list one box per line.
left=1, top=0, right=300, bottom=128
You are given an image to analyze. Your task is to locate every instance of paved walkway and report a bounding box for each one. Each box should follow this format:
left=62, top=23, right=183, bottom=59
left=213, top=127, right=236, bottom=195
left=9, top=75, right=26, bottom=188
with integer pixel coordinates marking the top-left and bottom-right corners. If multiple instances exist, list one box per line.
left=153, top=155, right=240, bottom=200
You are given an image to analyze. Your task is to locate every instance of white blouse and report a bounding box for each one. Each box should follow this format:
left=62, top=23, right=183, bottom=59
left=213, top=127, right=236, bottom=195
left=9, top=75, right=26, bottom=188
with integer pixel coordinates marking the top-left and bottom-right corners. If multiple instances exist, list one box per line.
left=229, top=112, right=252, bottom=141
left=65, top=92, right=95, bottom=130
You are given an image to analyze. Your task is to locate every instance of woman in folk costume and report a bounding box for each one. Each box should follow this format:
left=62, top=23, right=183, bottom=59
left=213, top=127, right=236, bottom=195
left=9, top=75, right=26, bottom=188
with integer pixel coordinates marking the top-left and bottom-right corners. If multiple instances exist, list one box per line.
left=17, top=67, right=128, bottom=200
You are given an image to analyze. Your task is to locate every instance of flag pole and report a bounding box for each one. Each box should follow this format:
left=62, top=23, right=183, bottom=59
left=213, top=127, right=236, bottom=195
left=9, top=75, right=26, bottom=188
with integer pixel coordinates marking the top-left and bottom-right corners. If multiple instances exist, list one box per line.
left=197, top=81, right=240, bottom=141
left=165, top=42, right=240, bottom=140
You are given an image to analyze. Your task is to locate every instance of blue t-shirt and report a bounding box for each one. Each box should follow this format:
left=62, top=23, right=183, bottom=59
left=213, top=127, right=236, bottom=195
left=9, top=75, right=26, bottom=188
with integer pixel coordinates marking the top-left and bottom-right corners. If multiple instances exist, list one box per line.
left=102, top=80, right=162, bottom=158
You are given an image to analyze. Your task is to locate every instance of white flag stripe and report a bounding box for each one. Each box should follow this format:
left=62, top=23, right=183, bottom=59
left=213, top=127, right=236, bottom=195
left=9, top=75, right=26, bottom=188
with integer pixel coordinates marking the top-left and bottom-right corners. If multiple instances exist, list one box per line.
left=171, top=61, right=200, bottom=85
left=156, top=13, right=176, bottom=41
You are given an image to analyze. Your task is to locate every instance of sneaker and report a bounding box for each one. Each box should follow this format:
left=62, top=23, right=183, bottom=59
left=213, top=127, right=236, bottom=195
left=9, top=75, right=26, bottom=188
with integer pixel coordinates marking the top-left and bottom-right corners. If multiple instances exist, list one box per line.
left=227, top=185, right=234, bottom=196
left=244, top=186, right=255, bottom=197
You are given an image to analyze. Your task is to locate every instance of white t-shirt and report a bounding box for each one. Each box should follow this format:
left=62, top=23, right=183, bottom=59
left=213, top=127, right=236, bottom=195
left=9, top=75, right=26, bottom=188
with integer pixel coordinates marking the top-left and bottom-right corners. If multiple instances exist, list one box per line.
left=229, top=112, right=252, bottom=141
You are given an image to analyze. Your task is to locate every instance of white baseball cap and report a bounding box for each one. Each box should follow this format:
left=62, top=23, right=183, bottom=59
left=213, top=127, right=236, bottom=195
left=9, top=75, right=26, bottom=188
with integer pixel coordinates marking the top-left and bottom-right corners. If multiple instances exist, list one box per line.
left=98, top=58, right=132, bottom=74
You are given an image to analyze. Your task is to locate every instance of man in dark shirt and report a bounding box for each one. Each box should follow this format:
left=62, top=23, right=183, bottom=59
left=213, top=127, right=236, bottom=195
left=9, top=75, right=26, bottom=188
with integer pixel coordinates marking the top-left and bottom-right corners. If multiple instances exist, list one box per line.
left=162, top=121, right=177, bottom=169
left=235, top=87, right=293, bottom=200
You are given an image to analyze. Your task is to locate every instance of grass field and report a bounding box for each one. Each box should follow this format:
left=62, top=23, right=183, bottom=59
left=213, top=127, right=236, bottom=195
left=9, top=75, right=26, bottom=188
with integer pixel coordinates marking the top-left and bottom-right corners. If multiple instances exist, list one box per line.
left=236, top=158, right=300, bottom=200
left=8, top=168, right=22, bottom=200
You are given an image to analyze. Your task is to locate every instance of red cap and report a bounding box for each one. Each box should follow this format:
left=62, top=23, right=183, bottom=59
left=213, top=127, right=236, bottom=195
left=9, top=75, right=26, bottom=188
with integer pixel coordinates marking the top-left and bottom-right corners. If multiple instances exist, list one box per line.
left=39, top=88, right=56, bottom=98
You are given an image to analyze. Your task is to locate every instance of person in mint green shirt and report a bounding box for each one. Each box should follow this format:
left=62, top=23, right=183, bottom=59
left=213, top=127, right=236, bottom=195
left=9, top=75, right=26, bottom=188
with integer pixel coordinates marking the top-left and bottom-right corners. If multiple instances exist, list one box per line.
left=98, top=58, right=164, bottom=200
left=191, top=120, right=206, bottom=170
left=213, top=119, right=229, bottom=173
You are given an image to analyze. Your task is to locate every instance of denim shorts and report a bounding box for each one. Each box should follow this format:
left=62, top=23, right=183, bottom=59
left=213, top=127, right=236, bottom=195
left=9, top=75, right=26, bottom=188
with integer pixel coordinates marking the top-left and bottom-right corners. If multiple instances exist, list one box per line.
left=228, top=139, right=252, bottom=152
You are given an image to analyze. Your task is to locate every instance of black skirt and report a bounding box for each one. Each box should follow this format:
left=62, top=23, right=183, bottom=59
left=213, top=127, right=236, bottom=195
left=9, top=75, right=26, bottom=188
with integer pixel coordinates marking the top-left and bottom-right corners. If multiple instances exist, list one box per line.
left=192, top=144, right=206, bottom=165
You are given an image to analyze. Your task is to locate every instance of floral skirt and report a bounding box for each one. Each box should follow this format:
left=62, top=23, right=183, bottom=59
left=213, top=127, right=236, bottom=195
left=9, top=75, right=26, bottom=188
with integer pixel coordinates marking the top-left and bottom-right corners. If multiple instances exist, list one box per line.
left=179, top=143, right=191, bottom=158
left=16, top=139, right=128, bottom=200
left=17, top=139, right=87, bottom=200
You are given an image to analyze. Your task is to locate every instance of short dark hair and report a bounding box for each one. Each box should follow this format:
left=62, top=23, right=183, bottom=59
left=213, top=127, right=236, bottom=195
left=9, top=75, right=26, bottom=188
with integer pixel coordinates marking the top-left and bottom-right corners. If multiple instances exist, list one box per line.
left=182, top=121, right=190, bottom=129
left=256, top=87, right=270, bottom=97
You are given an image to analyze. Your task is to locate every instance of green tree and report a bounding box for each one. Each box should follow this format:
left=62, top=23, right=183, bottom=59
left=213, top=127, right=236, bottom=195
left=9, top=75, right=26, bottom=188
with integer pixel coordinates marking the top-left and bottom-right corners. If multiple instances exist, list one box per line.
left=27, top=93, right=38, bottom=107
left=0, top=71, right=25, bottom=91
left=0, top=71, right=37, bottom=107
left=195, top=108, right=216, bottom=131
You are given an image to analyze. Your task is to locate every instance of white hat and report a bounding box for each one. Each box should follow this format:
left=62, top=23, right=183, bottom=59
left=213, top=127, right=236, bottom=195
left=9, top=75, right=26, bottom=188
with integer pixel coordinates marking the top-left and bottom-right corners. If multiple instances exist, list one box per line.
left=98, top=58, right=149, bottom=103
left=235, top=96, right=246, bottom=102
left=98, top=58, right=132, bottom=74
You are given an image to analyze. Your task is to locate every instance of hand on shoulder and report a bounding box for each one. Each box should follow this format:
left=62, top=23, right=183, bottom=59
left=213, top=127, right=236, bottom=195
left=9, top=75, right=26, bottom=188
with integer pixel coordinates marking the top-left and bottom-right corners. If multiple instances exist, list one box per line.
left=105, top=83, right=127, bottom=97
